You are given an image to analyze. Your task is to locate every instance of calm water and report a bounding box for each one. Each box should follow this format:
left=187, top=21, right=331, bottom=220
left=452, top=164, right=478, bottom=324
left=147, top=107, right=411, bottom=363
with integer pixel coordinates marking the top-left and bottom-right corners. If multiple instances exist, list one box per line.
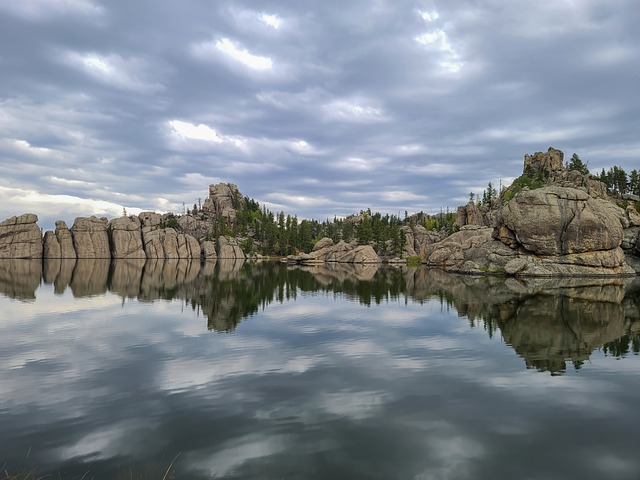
left=1, top=259, right=640, bottom=479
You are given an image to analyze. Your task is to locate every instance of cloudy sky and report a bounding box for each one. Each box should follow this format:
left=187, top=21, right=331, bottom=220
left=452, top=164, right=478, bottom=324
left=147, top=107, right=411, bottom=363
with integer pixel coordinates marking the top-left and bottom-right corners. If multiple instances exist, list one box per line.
left=1, top=0, right=638, bottom=230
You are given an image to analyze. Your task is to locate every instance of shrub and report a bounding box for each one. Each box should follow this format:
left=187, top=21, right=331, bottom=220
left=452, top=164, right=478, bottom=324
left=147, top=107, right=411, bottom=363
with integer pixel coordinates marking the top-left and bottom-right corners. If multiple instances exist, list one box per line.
left=406, top=255, right=422, bottom=266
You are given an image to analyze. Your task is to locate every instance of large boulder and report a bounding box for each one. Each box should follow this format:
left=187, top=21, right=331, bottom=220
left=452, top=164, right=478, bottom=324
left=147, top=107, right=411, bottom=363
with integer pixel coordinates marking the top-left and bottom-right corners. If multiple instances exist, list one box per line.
left=43, top=220, right=76, bottom=259
left=500, top=186, right=625, bottom=256
left=142, top=227, right=200, bottom=259
left=426, top=226, right=515, bottom=273
left=0, top=214, right=43, bottom=259
left=217, top=236, right=246, bottom=259
left=288, top=238, right=380, bottom=264
left=71, top=216, right=110, bottom=258
left=201, top=240, right=217, bottom=260
left=108, top=216, right=145, bottom=259
left=139, top=211, right=164, bottom=230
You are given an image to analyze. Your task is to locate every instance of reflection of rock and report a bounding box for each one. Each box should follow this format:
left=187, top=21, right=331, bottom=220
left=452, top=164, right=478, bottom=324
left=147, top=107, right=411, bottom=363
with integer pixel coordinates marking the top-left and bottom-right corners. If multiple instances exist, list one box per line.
left=0, top=214, right=43, bottom=259
left=43, top=259, right=76, bottom=294
left=295, top=262, right=380, bottom=284
left=139, top=259, right=201, bottom=300
left=216, top=258, right=245, bottom=278
left=402, top=268, right=635, bottom=374
left=0, top=259, right=42, bottom=300
left=70, top=259, right=110, bottom=297
left=110, top=259, right=146, bottom=298
left=499, top=295, right=625, bottom=373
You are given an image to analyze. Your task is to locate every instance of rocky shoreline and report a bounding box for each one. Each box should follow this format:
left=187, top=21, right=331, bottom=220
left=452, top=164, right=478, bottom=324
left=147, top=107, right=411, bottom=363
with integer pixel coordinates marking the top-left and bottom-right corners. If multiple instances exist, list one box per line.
left=2, top=148, right=640, bottom=277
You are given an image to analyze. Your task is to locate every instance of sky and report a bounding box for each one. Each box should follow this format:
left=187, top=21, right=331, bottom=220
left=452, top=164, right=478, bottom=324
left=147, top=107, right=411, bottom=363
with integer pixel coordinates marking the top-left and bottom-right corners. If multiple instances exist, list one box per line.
left=0, top=0, right=638, bottom=231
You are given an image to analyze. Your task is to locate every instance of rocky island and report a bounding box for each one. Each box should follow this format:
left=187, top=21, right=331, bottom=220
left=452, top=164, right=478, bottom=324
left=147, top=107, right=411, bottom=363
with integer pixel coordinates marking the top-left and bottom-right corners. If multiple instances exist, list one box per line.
left=2, top=148, right=640, bottom=277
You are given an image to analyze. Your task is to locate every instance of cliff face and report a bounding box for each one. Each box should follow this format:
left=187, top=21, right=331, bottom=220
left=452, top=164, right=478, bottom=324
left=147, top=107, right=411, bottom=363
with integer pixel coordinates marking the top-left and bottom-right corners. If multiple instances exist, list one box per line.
left=0, top=214, right=42, bottom=259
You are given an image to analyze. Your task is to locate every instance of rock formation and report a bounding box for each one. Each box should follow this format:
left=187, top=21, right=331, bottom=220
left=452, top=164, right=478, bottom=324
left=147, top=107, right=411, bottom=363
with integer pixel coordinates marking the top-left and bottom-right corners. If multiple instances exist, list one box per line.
left=108, top=216, right=145, bottom=259
left=201, top=240, right=217, bottom=261
left=426, top=148, right=637, bottom=276
left=71, top=216, right=110, bottom=258
left=523, top=146, right=564, bottom=175
left=203, top=183, right=244, bottom=227
left=288, top=238, right=380, bottom=264
left=0, top=214, right=43, bottom=259
left=43, top=221, right=76, bottom=258
left=139, top=212, right=201, bottom=260
left=217, top=236, right=246, bottom=259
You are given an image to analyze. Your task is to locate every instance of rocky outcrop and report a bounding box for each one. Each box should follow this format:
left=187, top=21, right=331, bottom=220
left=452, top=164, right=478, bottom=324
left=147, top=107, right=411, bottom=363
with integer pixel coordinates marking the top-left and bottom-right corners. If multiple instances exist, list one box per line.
left=0, top=214, right=43, bottom=259
left=142, top=228, right=200, bottom=259
left=523, top=147, right=564, bottom=175
left=455, top=202, right=486, bottom=229
left=203, top=183, right=244, bottom=227
left=108, top=216, right=145, bottom=259
left=71, top=216, right=110, bottom=258
left=428, top=148, right=637, bottom=276
left=288, top=238, right=380, bottom=264
left=217, top=236, right=246, bottom=259
left=43, top=221, right=76, bottom=259
left=499, top=186, right=625, bottom=256
left=138, top=212, right=201, bottom=260
left=201, top=240, right=217, bottom=261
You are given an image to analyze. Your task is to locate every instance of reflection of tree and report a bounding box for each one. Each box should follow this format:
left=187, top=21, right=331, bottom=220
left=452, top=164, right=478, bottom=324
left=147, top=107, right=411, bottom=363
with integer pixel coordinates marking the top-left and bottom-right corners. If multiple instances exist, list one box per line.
left=5, top=259, right=640, bottom=372
left=416, top=274, right=639, bottom=374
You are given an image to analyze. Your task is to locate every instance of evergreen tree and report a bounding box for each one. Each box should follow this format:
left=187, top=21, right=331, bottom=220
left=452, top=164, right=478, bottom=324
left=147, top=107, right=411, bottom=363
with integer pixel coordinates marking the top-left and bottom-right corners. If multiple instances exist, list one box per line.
left=567, top=153, right=589, bottom=175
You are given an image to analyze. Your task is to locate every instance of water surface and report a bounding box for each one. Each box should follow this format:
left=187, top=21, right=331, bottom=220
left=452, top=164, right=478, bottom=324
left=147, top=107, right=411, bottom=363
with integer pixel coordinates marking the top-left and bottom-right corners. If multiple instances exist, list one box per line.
left=1, top=260, right=639, bottom=479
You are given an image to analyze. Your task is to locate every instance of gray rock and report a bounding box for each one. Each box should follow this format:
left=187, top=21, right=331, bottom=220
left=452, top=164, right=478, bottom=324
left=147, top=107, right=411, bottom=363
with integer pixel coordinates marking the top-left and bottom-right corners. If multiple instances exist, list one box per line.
left=0, top=213, right=43, bottom=259
left=201, top=240, right=217, bottom=260
left=71, top=216, right=110, bottom=258
left=500, top=186, right=624, bottom=256
left=108, top=216, right=145, bottom=259
left=217, top=236, right=246, bottom=259
left=505, top=258, right=528, bottom=275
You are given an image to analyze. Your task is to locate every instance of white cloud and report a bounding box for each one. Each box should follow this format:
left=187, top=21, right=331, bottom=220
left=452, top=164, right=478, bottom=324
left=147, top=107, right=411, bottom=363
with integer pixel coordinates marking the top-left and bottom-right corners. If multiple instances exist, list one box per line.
left=216, top=38, right=273, bottom=70
left=264, top=193, right=332, bottom=207
left=167, top=120, right=247, bottom=151
left=379, top=191, right=429, bottom=203
left=0, top=0, right=104, bottom=20
left=193, top=38, right=273, bottom=71
left=322, top=97, right=386, bottom=123
left=0, top=186, right=144, bottom=229
left=62, top=51, right=165, bottom=92
left=259, top=13, right=282, bottom=29
left=418, top=9, right=440, bottom=22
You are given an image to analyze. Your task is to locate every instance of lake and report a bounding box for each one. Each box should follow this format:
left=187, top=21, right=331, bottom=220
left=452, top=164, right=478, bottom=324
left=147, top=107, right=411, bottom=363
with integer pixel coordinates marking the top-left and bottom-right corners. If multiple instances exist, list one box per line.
left=1, top=259, right=640, bottom=479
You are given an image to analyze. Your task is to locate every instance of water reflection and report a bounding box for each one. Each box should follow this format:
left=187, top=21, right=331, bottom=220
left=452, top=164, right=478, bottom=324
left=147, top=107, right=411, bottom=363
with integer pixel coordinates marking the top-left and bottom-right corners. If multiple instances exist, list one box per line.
left=2, top=260, right=640, bottom=479
left=1, top=259, right=639, bottom=375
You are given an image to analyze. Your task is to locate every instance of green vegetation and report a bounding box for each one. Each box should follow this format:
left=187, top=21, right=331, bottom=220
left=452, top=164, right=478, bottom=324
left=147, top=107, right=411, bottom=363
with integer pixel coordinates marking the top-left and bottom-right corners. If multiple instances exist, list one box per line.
left=501, top=171, right=547, bottom=202
left=566, top=152, right=590, bottom=175
left=164, top=215, right=180, bottom=230
left=406, top=255, right=422, bottom=266
left=599, top=165, right=640, bottom=196
left=201, top=195, right=459, bottom=257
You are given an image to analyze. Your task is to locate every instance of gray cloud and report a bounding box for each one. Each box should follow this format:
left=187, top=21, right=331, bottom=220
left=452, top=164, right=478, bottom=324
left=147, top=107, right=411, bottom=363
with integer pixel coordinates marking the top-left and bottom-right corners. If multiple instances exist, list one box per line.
left=1, top=0, right=638, bottom=230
